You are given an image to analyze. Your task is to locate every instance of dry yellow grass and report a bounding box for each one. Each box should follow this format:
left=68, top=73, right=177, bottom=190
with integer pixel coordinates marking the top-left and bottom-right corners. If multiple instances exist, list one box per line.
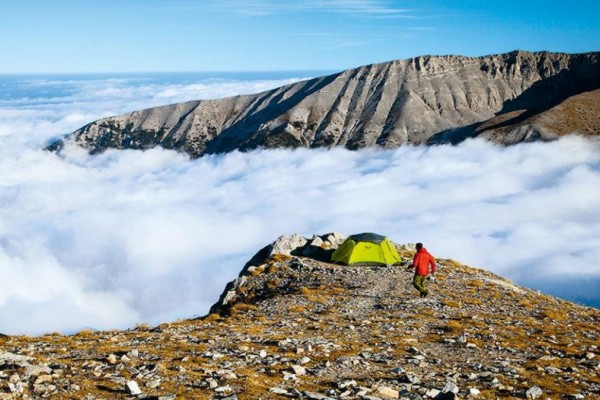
left=539, top=308, right=568, bottom=321
left=287, top=304, right=309, bottom=313
left=443, top=320, right=465, bottom=333
left=443, top=300, right=462, bottom=309
left=268, top=254, right=292, bottom=263
left=231, top=303, right=259, bottom=314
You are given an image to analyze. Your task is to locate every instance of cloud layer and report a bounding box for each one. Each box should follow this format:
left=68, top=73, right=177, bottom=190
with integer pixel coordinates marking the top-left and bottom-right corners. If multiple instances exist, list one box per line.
left=1, top=75, right=599, bottom=335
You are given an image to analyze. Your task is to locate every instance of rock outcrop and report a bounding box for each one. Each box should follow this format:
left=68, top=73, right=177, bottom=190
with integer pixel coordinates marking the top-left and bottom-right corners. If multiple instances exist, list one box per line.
left=2, top=233, right=599, bottom=399
left=50, top=50, right=600, bottom=157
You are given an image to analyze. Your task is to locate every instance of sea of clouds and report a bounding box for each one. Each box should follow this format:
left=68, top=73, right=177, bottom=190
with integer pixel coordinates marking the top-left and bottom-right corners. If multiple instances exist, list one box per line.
left=1, top=74, right=599, bottom=335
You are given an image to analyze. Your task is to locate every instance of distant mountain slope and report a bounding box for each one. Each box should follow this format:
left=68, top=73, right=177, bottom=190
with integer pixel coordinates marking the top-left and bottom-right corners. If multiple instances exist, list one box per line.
left=477, top=88, right=600, bottom=144
left=52, top=50, right=600, bottom=157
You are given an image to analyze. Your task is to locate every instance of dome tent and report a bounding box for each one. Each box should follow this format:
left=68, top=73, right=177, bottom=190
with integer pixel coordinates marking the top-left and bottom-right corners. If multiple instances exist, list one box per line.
left=331, top=233, right=402, bottom=266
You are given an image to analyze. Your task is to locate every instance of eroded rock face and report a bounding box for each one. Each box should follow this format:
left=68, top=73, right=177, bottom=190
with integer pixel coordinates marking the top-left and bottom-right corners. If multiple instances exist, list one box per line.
left=52, top=51, right=600, bottom=157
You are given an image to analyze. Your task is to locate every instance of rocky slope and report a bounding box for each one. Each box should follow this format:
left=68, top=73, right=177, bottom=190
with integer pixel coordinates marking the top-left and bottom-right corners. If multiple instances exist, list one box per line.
left=1, top=233, right=599, bottom=399
left=49, top=50, right=600, bottom=157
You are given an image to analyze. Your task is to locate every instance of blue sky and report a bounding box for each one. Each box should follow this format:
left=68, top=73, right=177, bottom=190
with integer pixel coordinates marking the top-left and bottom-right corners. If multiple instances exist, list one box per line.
left=1, top=0, right=600, bottom=73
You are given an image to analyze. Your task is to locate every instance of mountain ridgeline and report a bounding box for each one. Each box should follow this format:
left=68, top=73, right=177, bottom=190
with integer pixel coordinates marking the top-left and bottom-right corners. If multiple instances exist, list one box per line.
left=54, top=51, right=600, bottom=157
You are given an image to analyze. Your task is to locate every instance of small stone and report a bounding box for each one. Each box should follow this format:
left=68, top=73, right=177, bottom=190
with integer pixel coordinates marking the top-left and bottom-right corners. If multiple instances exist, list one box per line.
left=215, top=385, right=233, bottom=393
left=25, top=364, right=52, bottom=377
left=259, top=350, right=268, bottom=358
left=337, top=379, right=357, bottom=389
left=157, top=395, right=176, bottom=400
left=425, top=388, right=441, bottom=397
left=217, top=369, right=238, bottom=380
left=34, top=374, right=53, bottom=385
left=127, top=349, right=139, bottom=358
left=292, top=365, right=307, bottom=375
left=146, top=378, right=161, bottom=389
left=584, top=352, right=596, bottom=360
left=125, top=380, right=142, bottom=395
left=375, top=386, right=399, bottom=398
left=526, top=386, right=543, bottom=399
left=107, top=354, right=117, bottom=364
left=300, top=356, right=311, bottom=364
left=442, top=382, right=459, bottom=393
left=468, top=387, right=481, bottom=397
left=304, top=391, right=336, bottom=400
left=208, top=378, right=218, bottom=389
left=8, top=382, right=24, bottom=394
left=270, top=387, right=289, bottom=395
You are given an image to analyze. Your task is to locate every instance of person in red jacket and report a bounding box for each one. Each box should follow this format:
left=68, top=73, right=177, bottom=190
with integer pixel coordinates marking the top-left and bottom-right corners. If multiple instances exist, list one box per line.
left=408, top=243, right=436, bottom=298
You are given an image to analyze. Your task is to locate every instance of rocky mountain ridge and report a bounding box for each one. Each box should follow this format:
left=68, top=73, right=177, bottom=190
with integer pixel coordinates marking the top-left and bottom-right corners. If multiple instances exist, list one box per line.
left=0, top=233, right=598, bottom=399
left=49, top=50, right=600, bottom=157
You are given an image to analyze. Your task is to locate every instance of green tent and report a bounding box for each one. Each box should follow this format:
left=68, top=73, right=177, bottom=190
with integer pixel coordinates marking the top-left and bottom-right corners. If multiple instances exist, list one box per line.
left=331, top=233, right=402, bottom=266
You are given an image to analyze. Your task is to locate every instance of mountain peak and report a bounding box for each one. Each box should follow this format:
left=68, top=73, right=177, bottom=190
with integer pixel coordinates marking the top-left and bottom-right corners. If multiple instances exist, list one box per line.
left=48, top=50, right=600, bottom=158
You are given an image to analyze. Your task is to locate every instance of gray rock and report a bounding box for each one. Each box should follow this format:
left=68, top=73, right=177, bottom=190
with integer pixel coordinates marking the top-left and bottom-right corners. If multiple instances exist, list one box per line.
left=270, top=234, right=308, bottom=256
left=304, top=391, right=337, bottom=400
left=25, top=364, right=52, bottom=377
left=310, top=236, right=324, bottom=248
left=324, top=232, right=347, bottom=248
left=127, top=349, right=139, bottom=358
left=291, top=364, right=307, bottom=375
left=270, top=387, right=289, bottom=395
left=215, top=385, right=233, bottom=393
left=526, top=386, right=543, bottom=399
left=375, top=386, right=399, bottom=398
left=0, top=352, right=34, bottom=366
left=442, top=382, right=459, bottom=394
left=337, top=379, right=357, bottom=389
left=125, top=380, right=142, bottom=395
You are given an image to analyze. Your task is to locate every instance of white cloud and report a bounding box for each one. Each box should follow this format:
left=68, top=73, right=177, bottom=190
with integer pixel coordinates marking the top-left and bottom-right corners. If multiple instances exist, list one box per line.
left=205, top=0, right=414, bottom=18
left=0, top=75, right=599, bottom=335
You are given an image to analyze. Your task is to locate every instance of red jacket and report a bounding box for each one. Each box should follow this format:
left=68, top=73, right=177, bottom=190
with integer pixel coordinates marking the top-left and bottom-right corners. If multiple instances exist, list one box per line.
left=411, top=248, right=436, bottom=276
